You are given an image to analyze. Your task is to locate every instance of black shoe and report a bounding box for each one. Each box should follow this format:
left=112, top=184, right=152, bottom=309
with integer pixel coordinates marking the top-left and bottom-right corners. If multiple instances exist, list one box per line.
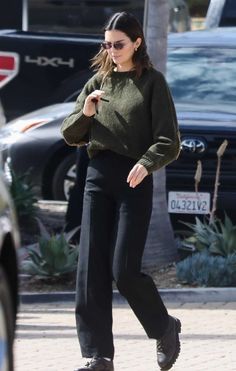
left=156, top=315, right=181, bottom=370
left=74, top=357, right=114, bottom=371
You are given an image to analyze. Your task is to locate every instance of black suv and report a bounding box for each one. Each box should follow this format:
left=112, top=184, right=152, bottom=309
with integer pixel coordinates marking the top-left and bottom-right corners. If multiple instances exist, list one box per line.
left=0, top=0, right=190, bottom=120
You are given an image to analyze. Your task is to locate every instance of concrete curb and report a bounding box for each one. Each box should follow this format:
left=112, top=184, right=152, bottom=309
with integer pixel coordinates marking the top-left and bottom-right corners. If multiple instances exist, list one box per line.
left=20, top=287, right=236, bottom=304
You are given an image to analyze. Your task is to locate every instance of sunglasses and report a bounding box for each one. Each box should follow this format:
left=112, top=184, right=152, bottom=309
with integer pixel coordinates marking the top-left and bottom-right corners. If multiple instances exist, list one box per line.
left=101, top=41, right=127, bottom=50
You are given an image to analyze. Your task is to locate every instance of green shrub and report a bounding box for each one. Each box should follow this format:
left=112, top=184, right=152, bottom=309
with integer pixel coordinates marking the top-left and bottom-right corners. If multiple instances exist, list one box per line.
left=176, top=251, right=236, bottom=287
left=22, top=219, right=79, bottom=278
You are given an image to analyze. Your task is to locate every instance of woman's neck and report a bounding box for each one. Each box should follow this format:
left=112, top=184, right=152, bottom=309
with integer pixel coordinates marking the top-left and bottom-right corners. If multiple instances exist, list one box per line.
left=114, top=63, right=135, bottom=72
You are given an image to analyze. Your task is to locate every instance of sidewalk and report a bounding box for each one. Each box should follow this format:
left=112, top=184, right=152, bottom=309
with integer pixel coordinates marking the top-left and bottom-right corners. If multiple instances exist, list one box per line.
left=14, top=300, right=236, bottom=371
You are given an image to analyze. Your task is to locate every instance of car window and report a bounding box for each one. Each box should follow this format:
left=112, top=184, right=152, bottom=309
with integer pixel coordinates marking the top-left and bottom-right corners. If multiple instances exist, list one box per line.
left=27, top=0, right=190, bottom=34
left=27, top=0, right=145, bottom=34
left=167, top=47, right=236, bottom=104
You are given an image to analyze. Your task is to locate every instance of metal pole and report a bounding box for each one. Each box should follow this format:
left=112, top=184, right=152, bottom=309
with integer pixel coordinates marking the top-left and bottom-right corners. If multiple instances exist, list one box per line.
left=205, top=0, right=226, bottom=28
left=22, top=0, right=28, bottom=31
left=143, top=0, right=149, bottom=37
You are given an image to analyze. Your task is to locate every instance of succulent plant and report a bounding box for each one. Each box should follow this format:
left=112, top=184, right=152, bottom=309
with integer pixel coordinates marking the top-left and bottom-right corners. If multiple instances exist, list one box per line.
left=9, top=167, right=37, bottom=220
left=182, top=214, right=236, bottom=258
left=22, top=218, right=79, bottom=278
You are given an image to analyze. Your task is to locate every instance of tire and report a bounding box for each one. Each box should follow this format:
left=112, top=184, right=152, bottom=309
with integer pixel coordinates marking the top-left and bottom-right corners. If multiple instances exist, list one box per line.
left=0, top=266, right=14, bottom=371
left=52, top=153, right=76, bottom=200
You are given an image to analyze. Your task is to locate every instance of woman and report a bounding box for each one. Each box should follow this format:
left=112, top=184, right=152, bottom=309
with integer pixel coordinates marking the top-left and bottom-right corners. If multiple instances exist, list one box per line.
left=61, top=12, right=181, bottom=371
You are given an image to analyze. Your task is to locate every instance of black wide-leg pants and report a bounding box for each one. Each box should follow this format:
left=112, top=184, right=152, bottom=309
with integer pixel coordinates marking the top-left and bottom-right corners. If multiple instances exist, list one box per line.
left=75, top=151, right=169, bottom=359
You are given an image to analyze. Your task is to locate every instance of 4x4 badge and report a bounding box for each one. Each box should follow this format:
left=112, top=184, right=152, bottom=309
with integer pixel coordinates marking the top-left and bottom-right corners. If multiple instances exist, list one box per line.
left=25, top=55, right=74, bottom=68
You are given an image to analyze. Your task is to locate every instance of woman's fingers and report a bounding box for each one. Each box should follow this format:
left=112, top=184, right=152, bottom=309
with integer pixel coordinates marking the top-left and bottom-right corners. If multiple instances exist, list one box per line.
left=89, top=90, right=105, bottom=102
left=127, top=165, right=138, bottom=183
left=127, top=164, right=148, bottom=188
left=83, top=90, right=105, bottom=116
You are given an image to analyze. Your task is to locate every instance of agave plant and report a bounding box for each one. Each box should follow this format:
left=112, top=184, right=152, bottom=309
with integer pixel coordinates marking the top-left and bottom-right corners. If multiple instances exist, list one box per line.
left=209, top=214, right=236, bottom=257
left=181, top=214, right=236, bottom=258
left=9, top=167, right=37, bottom=220
left=22, top=218, right=79, bottom=278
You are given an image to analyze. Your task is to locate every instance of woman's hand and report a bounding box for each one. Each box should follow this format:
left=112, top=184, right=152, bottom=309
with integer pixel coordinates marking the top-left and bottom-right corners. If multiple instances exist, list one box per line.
left=83, top=90, right=105, bottom=117
left=127, top=164, right=148, bottom=188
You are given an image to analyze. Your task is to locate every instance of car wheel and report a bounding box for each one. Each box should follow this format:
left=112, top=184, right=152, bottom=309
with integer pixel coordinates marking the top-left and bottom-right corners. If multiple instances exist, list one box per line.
left=52, top=153, right=76, bottom=200
left=0, top=266, right=14, bottom=371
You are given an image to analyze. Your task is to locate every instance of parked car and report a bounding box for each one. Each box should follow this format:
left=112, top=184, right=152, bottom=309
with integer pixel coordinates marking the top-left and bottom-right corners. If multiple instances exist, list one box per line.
left=205, top=0, right=236, bottom=28
left=1, top=27, right=236, bottom=228
left=0, top=151, right=19, bottom=371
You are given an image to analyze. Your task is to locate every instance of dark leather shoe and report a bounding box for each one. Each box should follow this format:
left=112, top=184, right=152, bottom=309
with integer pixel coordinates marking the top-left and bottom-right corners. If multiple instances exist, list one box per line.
left=156, top=315, right=181, bottom=370
left=74, top=357, right=114, bottom=371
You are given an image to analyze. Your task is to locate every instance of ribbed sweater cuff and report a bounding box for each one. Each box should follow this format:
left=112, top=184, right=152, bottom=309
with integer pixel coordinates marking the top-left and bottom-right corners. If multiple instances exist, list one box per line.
left=137, top=158, right=156, bottom=174
left=77, top=112, right=95, bottom=122
left=61, top=112, right=93, bottom=146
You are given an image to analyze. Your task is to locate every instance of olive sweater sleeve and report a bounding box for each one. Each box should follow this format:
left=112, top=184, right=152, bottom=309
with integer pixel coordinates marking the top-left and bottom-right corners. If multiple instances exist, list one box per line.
left=138, top=72, right=180, bottom=173
left=60, top=76, right=98, bottom=146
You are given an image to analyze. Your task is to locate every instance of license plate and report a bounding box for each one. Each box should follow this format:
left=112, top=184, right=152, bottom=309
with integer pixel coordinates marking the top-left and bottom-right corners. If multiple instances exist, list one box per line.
left=168, top=191, right=210, bottom=214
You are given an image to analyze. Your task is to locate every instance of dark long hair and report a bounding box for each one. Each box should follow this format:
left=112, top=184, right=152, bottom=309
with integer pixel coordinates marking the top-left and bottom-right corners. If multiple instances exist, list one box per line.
left=91, top=12, right=152, bottom=78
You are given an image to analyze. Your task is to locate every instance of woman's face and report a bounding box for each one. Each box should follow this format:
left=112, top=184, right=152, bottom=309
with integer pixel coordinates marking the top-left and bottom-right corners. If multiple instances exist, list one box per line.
left=104, top=30, right=141, bottom=71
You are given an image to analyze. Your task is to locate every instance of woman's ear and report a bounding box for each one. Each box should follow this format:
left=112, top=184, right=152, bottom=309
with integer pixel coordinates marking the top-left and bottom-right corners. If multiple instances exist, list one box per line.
left=135, top=37, right=142, bottom=50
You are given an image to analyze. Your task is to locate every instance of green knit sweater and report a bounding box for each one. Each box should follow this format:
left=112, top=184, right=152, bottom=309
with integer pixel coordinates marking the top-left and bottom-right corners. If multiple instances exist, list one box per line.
left=61, top=67, right=180, bottom=174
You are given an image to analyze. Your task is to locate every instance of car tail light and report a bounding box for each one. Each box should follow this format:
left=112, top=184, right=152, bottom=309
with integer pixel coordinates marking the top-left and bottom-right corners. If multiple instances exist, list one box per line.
left=0, top=52, right=19, bottom=89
